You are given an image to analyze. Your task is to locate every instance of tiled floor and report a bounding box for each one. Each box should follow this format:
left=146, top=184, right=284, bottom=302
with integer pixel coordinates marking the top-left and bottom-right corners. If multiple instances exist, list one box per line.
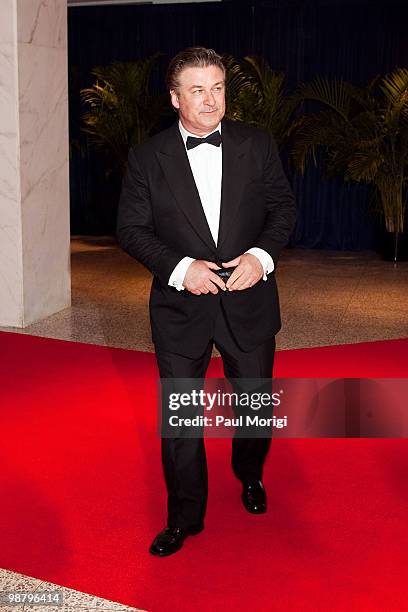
left=1, top=237, right=407, bottom=351
left=0, top=568, right=144, bottom=612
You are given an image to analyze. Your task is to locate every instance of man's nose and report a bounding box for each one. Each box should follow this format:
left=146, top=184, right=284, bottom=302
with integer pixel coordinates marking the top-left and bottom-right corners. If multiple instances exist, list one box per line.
left=203, top=91, right=216, bottom=106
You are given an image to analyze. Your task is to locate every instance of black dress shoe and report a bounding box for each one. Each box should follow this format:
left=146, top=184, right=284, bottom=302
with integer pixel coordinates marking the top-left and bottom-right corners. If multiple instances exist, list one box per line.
left=241, top=480, right=267, bottom=514
left=149, top=525, right=204, bottom=557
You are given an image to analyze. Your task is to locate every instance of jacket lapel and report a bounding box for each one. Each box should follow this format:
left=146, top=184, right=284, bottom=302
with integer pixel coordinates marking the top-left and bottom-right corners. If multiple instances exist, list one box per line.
left=217, top=119, right=252, bottom=250
left=155, top=120, right=252, bottom=255
left=156, top=123, right=217, bottom=254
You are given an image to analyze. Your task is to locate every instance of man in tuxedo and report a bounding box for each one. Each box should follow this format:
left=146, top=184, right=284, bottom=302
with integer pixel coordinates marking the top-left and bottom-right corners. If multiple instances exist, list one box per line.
left=117, top=47, right=296, bottom=556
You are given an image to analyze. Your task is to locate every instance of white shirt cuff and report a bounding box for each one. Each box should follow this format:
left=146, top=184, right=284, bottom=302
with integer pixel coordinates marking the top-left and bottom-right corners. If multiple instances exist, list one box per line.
left=245, top=248, right=274, bottom=280
left=168, top=257, right=195, bottom=291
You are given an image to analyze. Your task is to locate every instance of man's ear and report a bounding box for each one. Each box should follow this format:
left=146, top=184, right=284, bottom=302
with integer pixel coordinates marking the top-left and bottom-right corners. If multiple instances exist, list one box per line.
left=170, top=89, right=180, bottom=110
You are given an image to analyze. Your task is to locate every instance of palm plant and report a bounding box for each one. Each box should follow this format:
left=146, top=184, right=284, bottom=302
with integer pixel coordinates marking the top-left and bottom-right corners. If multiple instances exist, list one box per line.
left=80, top=54, right=165, bottom=175
left=290, top=68, right=408, bottom=234
left=225, top=55, right=298, bottom=146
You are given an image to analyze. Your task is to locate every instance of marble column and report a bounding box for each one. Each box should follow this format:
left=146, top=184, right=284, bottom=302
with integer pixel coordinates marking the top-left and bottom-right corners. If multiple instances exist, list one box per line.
left=0, top=0, right=70, bottom=327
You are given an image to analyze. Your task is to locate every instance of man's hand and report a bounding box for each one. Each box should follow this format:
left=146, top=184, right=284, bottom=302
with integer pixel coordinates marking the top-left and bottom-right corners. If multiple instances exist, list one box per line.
left=183, top=260, right=226, bottom=295
left=222, top=253, right=263, bottom=291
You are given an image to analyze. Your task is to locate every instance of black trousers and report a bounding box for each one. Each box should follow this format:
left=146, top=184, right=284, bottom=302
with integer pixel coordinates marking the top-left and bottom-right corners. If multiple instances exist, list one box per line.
left=155, top=303, right=276, bottom=530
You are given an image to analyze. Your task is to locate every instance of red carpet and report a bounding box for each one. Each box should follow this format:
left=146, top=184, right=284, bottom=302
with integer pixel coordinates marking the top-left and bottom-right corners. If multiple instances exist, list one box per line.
left=1, top=332, right=408, bottom=611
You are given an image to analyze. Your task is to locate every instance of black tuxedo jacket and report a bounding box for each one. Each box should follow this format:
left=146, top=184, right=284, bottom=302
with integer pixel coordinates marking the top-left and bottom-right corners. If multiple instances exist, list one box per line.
left=117, top=118, right=296, bottom=358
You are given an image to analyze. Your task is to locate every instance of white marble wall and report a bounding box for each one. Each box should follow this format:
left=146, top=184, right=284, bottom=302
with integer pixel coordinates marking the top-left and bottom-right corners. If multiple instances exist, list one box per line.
left=0, top=0, right=70, bottom=327
left=0, top=0, right=23, bottom=327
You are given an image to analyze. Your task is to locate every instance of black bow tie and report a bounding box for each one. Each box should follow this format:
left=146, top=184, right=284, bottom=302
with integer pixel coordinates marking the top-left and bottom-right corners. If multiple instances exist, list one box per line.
left=186, top=130, right=222, bottom=150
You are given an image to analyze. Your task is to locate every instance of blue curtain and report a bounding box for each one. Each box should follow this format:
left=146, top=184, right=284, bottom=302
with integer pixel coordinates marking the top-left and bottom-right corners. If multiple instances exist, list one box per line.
left=68, top=0, right=407, bottom=250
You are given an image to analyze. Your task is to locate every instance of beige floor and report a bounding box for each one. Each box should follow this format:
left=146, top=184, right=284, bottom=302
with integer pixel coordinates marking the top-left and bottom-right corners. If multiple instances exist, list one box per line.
left=0, top=568, right=145, bottom=612
left=1, top=236, right=407, bottom=351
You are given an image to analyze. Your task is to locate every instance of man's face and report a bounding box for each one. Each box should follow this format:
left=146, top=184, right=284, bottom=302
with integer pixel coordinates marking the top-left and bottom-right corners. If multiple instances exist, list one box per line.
left=170, top=64, right=226, bottom=136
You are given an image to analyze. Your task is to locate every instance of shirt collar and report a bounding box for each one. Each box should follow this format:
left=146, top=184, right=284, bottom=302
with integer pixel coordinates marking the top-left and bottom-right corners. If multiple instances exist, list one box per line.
left=178, top=120, right=222, bottom=147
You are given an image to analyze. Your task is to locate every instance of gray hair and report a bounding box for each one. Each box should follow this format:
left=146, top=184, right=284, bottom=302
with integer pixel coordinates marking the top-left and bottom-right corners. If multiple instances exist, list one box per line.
left=166, top=46, right=226, bottom=92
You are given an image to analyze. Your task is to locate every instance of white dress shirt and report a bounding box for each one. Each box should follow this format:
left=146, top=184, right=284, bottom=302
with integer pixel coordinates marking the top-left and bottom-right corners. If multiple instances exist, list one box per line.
left=168, top=120, right=274, bottom=290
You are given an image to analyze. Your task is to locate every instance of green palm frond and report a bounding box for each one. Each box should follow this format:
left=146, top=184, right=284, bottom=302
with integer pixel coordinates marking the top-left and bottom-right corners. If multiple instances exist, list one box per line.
left=380, top=68, right=408, bottom=131
left=291, top=68, right=408, bottom=232
left=342, top=77, right=379, bottom=113
left=346, top=145, right=384, bottom=182
left=380, top=67, right=408, bottom=109
left=297, top=77, right=351, bottom=122
left=225, top=55, right=298, bottom=145
left=224, top=55, right=253, bottom=99
left=80, top=54, right=164, bottom=174
left=290, top=109, right=352, bottom=175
